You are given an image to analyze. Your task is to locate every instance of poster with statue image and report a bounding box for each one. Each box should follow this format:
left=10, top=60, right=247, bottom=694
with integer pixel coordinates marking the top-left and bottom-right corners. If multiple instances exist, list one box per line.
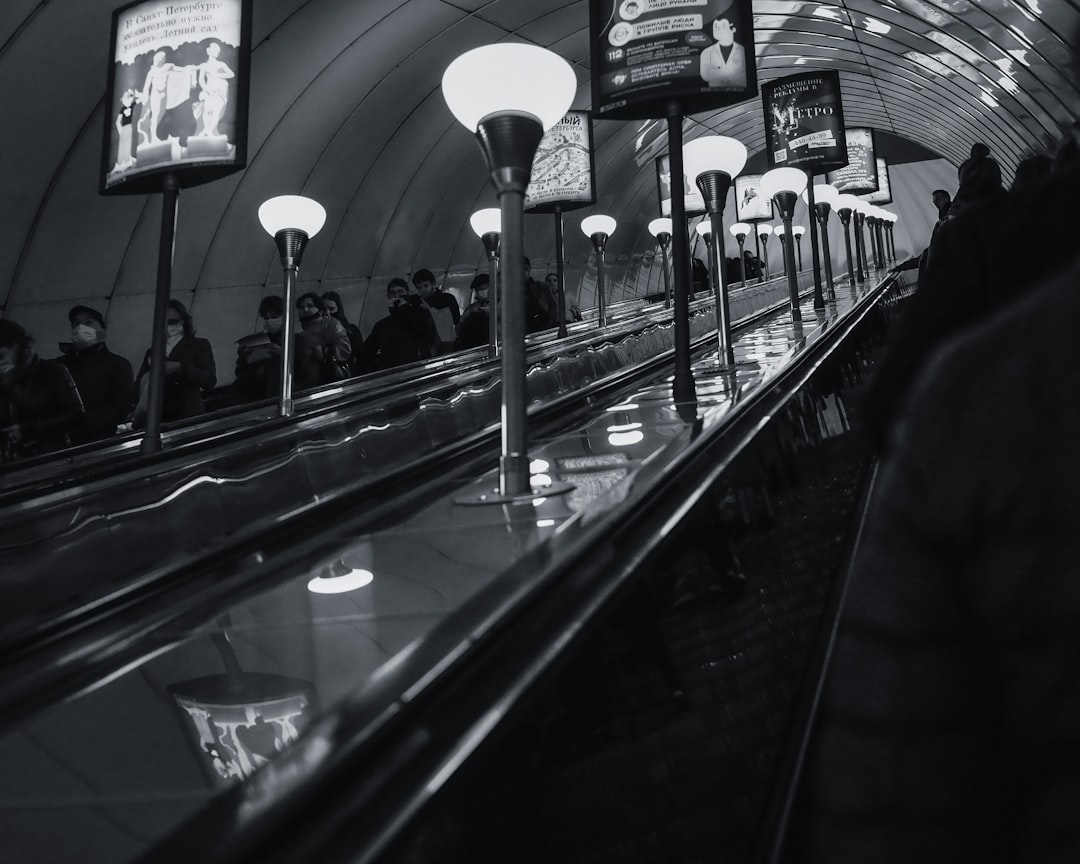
left=101, top=0, right=252, bottom=194
left=590, top=0, right=756, bottom=120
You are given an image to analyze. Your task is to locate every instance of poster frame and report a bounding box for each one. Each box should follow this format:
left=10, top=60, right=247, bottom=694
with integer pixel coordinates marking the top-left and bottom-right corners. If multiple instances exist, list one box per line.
left=761, top=70, right=849, bottom=173
left=525, top=110, right=598, bottom=214
left=100, top=0, right=253, bottom=196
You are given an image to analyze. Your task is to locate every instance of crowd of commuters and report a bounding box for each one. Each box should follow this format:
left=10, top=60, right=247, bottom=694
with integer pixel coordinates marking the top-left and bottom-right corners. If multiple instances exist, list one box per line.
left=0, top=260, right=573, bottom=462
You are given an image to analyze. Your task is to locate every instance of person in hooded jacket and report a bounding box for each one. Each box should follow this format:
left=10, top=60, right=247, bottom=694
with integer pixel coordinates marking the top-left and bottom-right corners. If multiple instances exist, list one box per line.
left=133, top=298, right=216, bottom=426
left=412, top=269, right=459, bottom=354
left=0, top=320, right=84, bottom=460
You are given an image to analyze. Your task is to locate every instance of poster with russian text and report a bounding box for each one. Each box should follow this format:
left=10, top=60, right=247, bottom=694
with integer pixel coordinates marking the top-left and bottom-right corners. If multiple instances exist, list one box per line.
left=762, top=71, right=848, bottom=172
left=590, top=0, right=756, bottom=121
left=826, top=127, right=878, bottom=195
left=526, top=111, right=597, bottom=213
left=862, top=157, right=894, bottom=204
left=101, top=0, right=251, bottom=194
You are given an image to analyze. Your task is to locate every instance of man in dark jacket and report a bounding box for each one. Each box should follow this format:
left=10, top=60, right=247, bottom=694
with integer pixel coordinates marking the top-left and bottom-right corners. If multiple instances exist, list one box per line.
left=59, top=305, right=135, bottom=443
left=412, top=268, right=460, bottom=354
left=360, top=278, right=438, bottom=372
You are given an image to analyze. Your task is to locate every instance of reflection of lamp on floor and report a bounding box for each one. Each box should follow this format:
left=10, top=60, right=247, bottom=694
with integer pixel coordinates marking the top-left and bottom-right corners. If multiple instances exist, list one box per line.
left=582, top=214, right=616, bottom=327
left=729, top=222, right=750, bottom=288
left=470, top=207, right=501, bottom=357
left=760, top=167, right=807, bottom=323
left=683, top=134, right=747, bottom=368
left=648, top=217, right=674, bottom=308
left=442, top=43, right=575, bottom=502
left=257, top=195, right=327, bottom=417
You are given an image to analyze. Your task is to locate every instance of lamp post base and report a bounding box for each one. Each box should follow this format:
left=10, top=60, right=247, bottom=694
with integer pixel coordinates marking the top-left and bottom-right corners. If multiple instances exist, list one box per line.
left=454, top=480, right=575, bottom=506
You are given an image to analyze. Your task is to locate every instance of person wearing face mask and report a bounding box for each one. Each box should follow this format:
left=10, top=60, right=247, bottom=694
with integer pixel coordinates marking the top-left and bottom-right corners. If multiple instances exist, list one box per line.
left=234, top=295, right=287, bottom=404
left=132, top=299, right=216, bottom=427
left=359, top=278, right=439, bottom=372
left=59, top=305, right=135, bottom=443
left=0, top=320, right=84, bottom=461
left=293, top=292, right=352, bottom=390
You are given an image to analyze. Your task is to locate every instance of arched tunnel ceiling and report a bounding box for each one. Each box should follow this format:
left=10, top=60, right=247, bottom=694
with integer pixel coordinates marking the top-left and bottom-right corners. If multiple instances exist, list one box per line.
left=1, top=0, right=1078, bottom=367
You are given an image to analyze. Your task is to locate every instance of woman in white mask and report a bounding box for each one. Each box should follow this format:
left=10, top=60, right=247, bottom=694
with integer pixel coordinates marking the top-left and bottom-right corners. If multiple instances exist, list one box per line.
left=133, top=299, right=217, bottom=428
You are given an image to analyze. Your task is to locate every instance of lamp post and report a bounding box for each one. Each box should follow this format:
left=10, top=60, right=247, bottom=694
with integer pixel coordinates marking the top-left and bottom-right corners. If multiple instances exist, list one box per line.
left=729, top=222, right=750, bottom=288
left=442, top=42, right=576, bottom=501
left=582, top=214, right=616, bottom=327
left=803, top=183, right=839, bottom=300
left=683, top=134, right=747, bottom=368
left=757, top=224, right=773, bottom=281
left=792, top=225, right=805, bottom=272
left=865, top=213, right=880, bottom=270
left=774, top=224, right=787, bottom=276
left=695, top=221, right=726, bottom=364
left=648, top=217, right=674, bottom=309
left=804, top=172, right=825, bottom=310
left=469, top=207, right=501, bottom=357
left=760, top=167, right=808, bottom=323
left=257, top=195, right=327, bottom=418
left=834, top=194, right=858, bottom=288
left=853, top=201, right=870, bottom=283
left=885, top=212, right=898, bottom=261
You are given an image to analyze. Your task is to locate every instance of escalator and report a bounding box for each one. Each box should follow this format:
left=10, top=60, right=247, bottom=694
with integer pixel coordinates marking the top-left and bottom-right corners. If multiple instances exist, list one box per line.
left=0, top=275, right=815, bottom=670
left=0, top=271, right=912, bottom=863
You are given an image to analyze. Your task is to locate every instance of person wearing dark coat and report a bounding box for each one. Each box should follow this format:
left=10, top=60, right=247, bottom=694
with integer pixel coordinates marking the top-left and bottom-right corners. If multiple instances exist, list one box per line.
left=802, top=256, right=1080, bottom=864
left=412, top=268, right=460, bottom=354
left=860, top=139, right=1078, bottom=452
left=454, top=273, right=491, bottom=351
left=59, top=304, right=134, bottom=443
left=0, top=320, right=84, bottom=460
left=360, top=278, right=438, bottom=372
left=133, top=298, right=216, bottom=426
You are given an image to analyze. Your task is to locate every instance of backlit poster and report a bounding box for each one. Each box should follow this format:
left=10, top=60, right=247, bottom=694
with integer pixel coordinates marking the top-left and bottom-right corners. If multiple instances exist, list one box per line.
left=862, top=157, right=894, bottom=204
left=826, top=127, right=878, bottom=195
left=526, top=111, right=597, bottom=213
left=656, top=153, right=706, bottom=217
left=762, top=71, right=848, bottom=172
left=101, top=0, right=252, bottom=194
left=590, top=0, right=757, bottom=120
left=734, top=174, right=774, bottom=222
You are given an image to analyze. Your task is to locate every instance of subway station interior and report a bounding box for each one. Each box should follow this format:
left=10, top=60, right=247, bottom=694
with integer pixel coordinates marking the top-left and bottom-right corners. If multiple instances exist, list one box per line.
left=2, top=1, right=1079, bottom=861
